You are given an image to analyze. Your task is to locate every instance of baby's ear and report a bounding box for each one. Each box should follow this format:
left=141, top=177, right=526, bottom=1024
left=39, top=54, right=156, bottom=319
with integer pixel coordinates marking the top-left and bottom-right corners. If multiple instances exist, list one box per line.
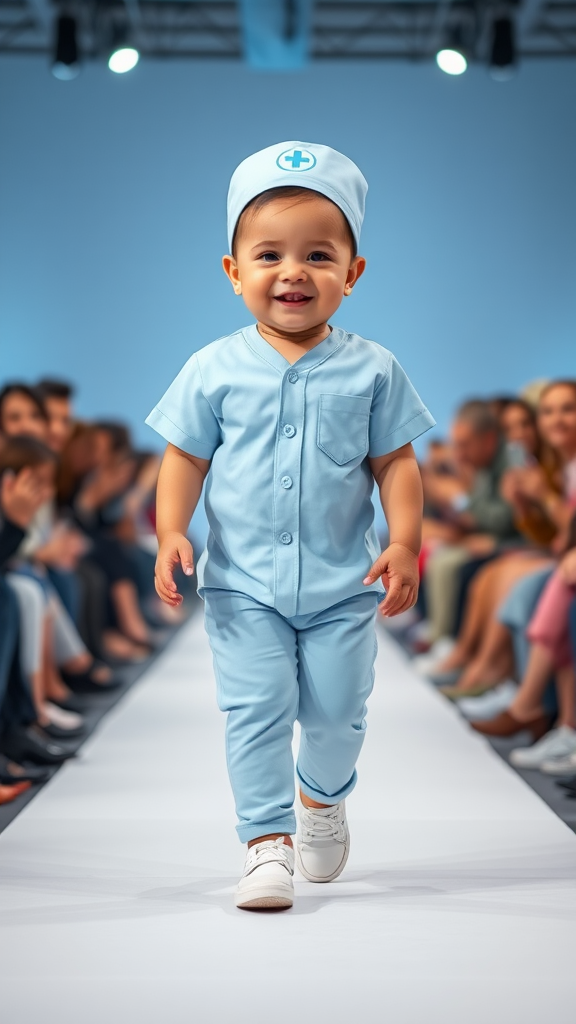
left=222, top=254, right=242, bottom=294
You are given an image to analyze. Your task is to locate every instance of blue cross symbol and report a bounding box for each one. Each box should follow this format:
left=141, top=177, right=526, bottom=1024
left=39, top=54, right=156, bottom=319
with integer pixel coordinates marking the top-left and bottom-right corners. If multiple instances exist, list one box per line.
left=276, top=147, right=316, bottom=172
left=285, top=150, right=308, bottom=168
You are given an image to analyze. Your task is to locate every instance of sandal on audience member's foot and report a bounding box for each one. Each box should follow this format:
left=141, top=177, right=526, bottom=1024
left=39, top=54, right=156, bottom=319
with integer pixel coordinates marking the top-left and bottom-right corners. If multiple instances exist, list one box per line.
left=61, top=659, right=122, bottom=694
left=471, top=709, right=551, bottom=740
left=0, top=755, right=51, bottom=786
left=440, top=682, right=496, bottom=700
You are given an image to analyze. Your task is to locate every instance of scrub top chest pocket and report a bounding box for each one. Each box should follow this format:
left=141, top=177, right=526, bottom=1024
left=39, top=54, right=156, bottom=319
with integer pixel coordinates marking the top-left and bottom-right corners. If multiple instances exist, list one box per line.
left=317, top=394, right=371, bottom=466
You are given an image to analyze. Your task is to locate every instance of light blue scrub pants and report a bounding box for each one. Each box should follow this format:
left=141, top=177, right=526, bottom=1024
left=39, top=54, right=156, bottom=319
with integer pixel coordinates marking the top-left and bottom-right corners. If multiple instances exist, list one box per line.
left=203, top=589, right=380, bottom=844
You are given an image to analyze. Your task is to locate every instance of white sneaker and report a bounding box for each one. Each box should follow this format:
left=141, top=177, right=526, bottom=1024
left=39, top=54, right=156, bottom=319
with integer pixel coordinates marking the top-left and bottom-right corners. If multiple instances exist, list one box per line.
left=509, top=726, right=576, bottom=770
left=235, top=838, right=294, bottom=910
left=412, top=637, right=456, bottom=677
left=458, top=681, right=517, bottom=721
left=541, top=747, right=576, bottom=776
left=296, top=794, right=349, bottom=883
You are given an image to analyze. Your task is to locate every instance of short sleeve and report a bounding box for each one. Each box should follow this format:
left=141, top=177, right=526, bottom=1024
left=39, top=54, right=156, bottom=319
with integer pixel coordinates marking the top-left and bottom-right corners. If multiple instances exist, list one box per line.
left=145, top=353, right=221, bottom=460
left=369, top=353, right=435, bottom=458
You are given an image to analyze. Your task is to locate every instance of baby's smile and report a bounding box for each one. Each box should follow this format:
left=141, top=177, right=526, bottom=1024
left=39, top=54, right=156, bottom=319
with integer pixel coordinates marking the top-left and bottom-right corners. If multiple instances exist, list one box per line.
left=274, top=291, right=313, bottom=308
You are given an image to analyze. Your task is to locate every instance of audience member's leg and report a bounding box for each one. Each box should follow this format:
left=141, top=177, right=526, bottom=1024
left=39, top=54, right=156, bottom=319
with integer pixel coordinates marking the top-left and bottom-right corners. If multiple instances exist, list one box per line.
left=425, top=545, right=471, bottom=641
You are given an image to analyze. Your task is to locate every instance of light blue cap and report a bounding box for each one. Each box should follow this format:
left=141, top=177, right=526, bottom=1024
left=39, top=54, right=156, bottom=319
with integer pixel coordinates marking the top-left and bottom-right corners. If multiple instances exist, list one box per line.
left=227, top=141, right=368, bottom=251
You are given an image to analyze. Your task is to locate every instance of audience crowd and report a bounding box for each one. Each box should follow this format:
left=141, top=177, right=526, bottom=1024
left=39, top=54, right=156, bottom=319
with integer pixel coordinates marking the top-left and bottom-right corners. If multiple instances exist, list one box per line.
left=1, top=372, right=576, bottom=814
left=396, top=380, right=576, bottom=792
left=0, top=378, right=186, bottom=807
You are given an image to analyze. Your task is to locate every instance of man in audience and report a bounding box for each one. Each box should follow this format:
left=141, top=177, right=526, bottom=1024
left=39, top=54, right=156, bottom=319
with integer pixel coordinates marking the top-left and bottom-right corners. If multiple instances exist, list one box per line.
left=420, top=400, right=517, bottom=642
left=36, top=379, right=75, bottom=454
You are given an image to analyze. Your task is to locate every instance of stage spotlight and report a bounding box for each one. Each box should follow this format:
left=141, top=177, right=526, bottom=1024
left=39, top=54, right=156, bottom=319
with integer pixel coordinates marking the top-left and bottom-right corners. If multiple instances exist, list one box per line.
left=52, top=14, right=80, bottom=81
left=436, top=28, right=468, bottom=76
left=108, top=25, right=140, bottom=74
left=490, top=17, right=516, bottom=80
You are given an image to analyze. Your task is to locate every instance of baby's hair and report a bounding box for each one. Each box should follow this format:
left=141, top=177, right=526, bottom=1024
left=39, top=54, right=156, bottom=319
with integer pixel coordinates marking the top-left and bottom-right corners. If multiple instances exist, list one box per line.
left=231, top=186, right=357, bottom=259
left=0, top=434, right=57, bottom=476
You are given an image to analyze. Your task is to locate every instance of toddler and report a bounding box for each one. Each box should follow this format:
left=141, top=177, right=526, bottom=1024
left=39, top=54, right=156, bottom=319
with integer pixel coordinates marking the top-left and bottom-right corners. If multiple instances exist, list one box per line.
left=147, top=142, right=435, bottom=910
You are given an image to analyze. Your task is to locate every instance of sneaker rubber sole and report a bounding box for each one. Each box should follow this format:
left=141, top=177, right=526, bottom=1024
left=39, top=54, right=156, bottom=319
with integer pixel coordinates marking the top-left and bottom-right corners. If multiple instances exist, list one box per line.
left=235, top=888, right=293, bottom=911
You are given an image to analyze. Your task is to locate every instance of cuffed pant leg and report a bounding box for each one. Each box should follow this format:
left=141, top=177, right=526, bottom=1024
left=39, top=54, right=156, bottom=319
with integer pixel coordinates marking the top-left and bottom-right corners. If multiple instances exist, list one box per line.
left=296, top=593, right=379, bottom=804
left=203, top=590, right=299, bottom=844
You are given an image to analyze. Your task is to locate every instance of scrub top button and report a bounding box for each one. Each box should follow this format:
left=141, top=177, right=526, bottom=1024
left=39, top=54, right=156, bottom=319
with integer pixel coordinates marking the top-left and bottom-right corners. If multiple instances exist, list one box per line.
left=281, top=476, right=293, bottom=489
left=288, top=372, right=299, bottom=383
left=283, top=424, right=296, bottom=438
left=280, top=532, right=292, bottom=545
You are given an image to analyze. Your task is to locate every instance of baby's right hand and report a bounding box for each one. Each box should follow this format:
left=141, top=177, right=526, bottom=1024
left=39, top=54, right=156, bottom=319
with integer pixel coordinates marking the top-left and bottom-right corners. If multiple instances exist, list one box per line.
left=155, top=531, right=194, bottom=606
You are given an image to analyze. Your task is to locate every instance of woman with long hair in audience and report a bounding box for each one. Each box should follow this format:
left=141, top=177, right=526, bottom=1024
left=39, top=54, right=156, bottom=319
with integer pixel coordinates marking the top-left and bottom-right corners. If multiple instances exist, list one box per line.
left=424, top=384, right=575, bottom=697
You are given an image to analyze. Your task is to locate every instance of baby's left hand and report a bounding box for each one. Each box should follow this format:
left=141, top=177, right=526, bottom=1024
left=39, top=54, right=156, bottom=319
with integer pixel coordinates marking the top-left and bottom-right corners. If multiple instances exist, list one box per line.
left=363, top=542, right=419, bottom=618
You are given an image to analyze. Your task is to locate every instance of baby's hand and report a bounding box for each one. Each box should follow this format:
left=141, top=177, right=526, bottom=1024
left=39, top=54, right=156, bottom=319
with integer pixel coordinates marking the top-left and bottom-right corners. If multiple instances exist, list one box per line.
left=363, top=542, right=419, bottom=618
left=155, top=531, right=194, bottom=607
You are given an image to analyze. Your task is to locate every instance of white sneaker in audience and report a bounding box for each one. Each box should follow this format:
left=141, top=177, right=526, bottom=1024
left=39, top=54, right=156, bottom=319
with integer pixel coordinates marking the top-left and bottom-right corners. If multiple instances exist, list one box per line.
left=540, top=748, right=576, bottom=776
left=235, top=838, right=294, bottom=910
left=509, top=726, right=576, bottom=770
left=43, top=702, right=84, bottom=731
left=458, top=681, right=517, bottom=721
left=412, top=637, right=456, bottom=677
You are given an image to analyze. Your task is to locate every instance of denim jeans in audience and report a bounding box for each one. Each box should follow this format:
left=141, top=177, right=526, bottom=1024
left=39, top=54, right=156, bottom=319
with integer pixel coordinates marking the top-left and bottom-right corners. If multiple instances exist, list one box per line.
left=0, top=578, right=36, bottom=734
left=47, top=567, right=81, bottom=625
left=497, top=566, right=557, bottom=716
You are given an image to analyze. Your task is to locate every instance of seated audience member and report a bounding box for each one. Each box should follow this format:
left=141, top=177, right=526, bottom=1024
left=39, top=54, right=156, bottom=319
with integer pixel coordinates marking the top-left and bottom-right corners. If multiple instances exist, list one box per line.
left=36, top=378, right=75, bottom=455
left=418, top=399, right=517, bottom=642
left=2, top=436, right=117, bottom=735
left=58, top=422, right=157, bottom=660
left=467, top=384, right=576, bottom=760
left=425, top=381, right=575, bottom=694
left=0, top=449, right=76, bottom=775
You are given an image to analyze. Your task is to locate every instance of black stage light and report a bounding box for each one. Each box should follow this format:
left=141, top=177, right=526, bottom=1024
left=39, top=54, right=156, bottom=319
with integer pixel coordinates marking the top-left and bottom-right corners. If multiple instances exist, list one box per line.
left=52, top=14, right=80, bottom=81
left=490, top=16, right=516, bottom=80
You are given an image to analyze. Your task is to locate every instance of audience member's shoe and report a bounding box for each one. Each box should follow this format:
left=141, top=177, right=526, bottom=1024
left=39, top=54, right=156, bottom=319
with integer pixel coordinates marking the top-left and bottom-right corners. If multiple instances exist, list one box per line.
left=49, top=693, right=87, bottom=714
left=539, top=739, right=576, bottom=776
left=44, top=702, right=85, bottom=731
left=509, top=726, right=576, bottom=769
left=0, top=754, right=51, bottom=786
left=556, top=776, right=576, bottom=793
left=295, top=793, right=349, bottom=883
left=61, top=660, right=122, bottom=695
left=412, top=637, right=456, bottom=677
left=440, top=681, right=496, bottom=700
left=235, top=838, right=294, bottom=910
left=0, top=726, right=75, bottom=766
left=0, top=781, right=31, bottom=805
left=471, top=709, right=550, bottom=741
left=458, top=681, right=517, bottom=721
left=40, top=720, right=85, bottom=741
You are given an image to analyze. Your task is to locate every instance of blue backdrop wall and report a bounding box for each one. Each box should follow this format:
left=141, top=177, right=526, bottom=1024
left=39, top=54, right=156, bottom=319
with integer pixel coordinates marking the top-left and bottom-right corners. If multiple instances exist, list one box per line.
left=1, top=55, right=575, bottom=449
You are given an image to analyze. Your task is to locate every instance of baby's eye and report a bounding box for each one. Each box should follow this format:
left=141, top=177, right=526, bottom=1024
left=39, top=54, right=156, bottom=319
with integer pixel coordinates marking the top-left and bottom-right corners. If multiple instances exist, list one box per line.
left=308, top=251, right=330, bottom=262
left=259, top=252, right=280, bottom=263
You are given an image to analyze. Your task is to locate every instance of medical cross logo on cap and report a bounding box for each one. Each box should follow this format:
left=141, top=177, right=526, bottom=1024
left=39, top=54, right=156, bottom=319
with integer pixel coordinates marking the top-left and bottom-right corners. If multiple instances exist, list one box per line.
left=276, top=147, right=317, bottom=172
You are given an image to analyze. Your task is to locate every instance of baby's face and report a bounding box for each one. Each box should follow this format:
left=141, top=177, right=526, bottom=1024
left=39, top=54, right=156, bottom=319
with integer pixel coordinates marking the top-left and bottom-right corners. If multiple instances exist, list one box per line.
left=224, top=194, right=365, bottom=335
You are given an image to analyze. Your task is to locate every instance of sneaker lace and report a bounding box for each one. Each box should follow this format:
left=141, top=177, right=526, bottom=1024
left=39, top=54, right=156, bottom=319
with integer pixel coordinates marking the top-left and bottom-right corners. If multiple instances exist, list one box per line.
left=300, top=804, right=346, bottom=844
left=246, top=838, right=293, bottom=874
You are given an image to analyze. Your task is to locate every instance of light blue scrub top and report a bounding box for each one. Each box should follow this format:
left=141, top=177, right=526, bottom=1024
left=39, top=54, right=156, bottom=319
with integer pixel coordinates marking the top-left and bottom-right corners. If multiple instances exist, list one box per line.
left=146, top=324, right=435, bottom=618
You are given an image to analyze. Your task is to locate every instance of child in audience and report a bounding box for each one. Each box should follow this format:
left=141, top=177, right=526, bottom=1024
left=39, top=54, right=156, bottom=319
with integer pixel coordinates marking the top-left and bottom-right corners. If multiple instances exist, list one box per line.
left=147, top=141, right=435, bottom=910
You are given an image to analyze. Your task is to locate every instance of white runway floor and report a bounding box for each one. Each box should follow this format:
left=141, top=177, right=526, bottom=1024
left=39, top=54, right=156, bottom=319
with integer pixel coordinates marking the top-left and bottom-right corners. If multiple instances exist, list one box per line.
left=1, top=613, right=575, bottom=1024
